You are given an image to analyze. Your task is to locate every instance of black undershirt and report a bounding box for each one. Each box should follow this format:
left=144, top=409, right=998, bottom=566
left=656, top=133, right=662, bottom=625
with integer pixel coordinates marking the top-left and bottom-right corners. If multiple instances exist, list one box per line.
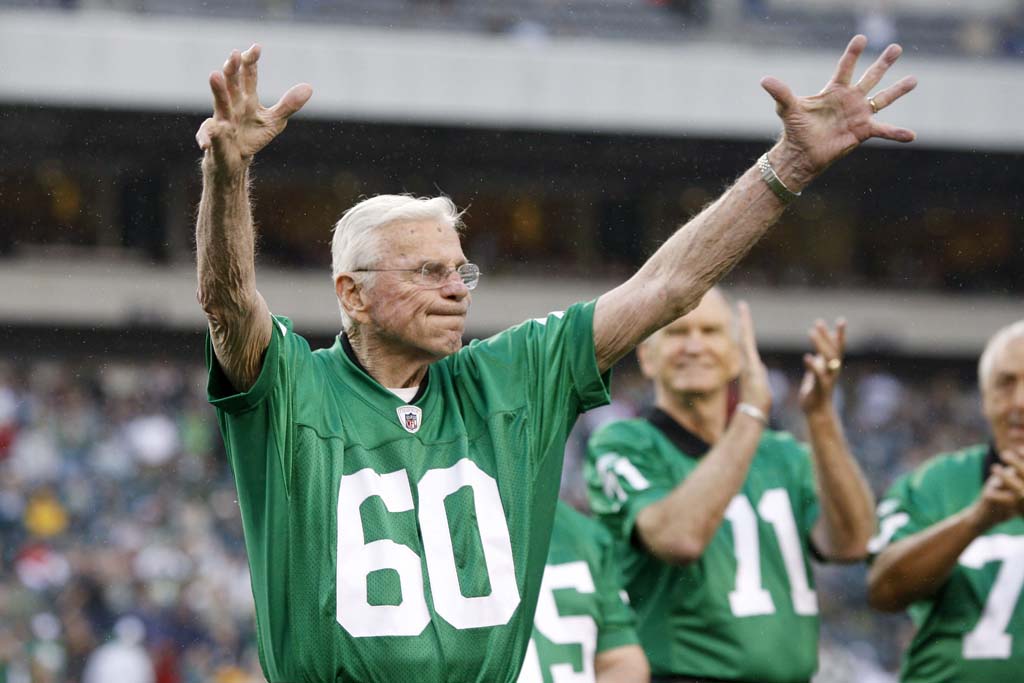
left=643, top=406, right=714, bottom=457
left=646, top=406, right=1002, bottom=484
left=983, top=441, right=1000, bottom=480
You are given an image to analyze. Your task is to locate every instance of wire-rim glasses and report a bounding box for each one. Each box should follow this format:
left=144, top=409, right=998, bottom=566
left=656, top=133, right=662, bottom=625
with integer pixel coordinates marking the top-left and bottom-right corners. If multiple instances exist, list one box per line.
left=351, top=262, right=481, bottom=290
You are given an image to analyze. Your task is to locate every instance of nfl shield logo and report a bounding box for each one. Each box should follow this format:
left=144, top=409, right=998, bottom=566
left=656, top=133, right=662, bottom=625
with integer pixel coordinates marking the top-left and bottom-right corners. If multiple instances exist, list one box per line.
left=396, top=405, right=422, bottom=434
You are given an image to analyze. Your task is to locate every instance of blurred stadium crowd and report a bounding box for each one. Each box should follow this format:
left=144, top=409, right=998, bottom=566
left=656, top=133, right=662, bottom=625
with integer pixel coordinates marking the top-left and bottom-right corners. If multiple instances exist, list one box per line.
left=0, top=360, right=260, bottom=682
left=0, top=350, right=984, bottom=682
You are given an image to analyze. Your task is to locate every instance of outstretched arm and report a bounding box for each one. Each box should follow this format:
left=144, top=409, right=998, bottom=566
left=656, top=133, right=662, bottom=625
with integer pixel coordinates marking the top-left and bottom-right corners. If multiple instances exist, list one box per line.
left=593, top=35, right=917, bottom=372
left=868, top=463, right=1022, bottom=611
left=595, top=645, right=650, bottom=683
left=798, top=320, right=875, bottom=561
left=195, top=45, right=313, bottom=392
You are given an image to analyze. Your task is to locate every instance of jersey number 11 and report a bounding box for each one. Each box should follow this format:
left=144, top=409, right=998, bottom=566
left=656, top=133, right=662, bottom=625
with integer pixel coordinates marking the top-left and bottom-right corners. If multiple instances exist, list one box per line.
left=724, top=489, right=818, bottom=618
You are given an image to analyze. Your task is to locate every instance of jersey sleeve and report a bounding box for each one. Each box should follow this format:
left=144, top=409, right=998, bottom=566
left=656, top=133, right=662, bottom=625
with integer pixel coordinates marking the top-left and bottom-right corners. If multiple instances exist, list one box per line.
left=585, top=422, right=673, bottom=544
left=867, top=468, right=937, bottom=560
left=592, top=524, right=640, bottom=653
left=453, top=300, right=612, bottom=459
left=205, top=314, right=314, bottom=498
left=869, top=449, right=992, bottom=562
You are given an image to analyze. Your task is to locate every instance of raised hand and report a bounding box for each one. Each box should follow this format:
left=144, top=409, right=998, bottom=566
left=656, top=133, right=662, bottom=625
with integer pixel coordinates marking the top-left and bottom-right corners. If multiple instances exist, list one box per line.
left=196, top=45, right=313, bottom=176
left=998, top=448, right=1024, bottom=518
left=736, top=301, right=772, bottom=417
left=762, top=35, right=917, bottom=183
left=968, top=459, right=1024, bottom=531
left=798, top=318, right=846, bottom=415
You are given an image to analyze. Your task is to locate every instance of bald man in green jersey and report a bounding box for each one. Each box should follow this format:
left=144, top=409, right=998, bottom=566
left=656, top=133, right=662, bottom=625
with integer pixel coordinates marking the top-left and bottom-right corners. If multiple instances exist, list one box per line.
left=869, top=321, right=1024, bottom=683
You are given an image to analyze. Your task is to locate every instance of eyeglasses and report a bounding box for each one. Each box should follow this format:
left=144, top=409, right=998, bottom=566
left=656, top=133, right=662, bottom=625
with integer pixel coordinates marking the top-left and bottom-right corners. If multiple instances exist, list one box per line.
left=351, top=262, right=481, bottom=290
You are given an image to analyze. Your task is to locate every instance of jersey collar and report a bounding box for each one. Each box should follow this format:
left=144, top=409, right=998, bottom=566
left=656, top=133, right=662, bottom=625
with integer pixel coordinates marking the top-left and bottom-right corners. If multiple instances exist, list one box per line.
left=339, top=333, right=429, bottom=404
left=983, top=441, right=1000, bottom=478
left=643, top=407, right=712, bottom=457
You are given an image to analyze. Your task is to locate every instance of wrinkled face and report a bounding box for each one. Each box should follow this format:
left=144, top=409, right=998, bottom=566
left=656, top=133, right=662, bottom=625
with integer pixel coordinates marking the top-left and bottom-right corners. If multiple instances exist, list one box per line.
left=982, top=335, right=1024, bottom=454
left=638, top=290, right=741, bottom=399
left=351, top=219, right=471, bottom=361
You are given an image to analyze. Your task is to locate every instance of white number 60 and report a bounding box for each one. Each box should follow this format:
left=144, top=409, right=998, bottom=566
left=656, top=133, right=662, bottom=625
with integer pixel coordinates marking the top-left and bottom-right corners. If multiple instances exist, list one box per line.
left=336, top=459, right=521, bottom=637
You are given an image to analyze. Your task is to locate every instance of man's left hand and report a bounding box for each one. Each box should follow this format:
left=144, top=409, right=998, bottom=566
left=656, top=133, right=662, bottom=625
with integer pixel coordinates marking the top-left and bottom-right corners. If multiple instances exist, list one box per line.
left=762, top=34, right=917, bottom=189
left=799, top=318, right=846, bottom=415
left=998, top=448, right=1024, bottom=517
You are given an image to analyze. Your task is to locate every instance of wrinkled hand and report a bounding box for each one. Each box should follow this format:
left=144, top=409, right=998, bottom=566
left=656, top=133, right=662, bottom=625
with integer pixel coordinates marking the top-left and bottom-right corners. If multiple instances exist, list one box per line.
left=799, top=318, right=846, bottom=414
left=762, top=35, right=917, bottom=183
left=736, top=301, right=772, bottom=416
left=970, top=454, right=1024, bottom=530
left=196, top=44, right=313, bottom=176
left=999, top=448, right=1024, bottom=518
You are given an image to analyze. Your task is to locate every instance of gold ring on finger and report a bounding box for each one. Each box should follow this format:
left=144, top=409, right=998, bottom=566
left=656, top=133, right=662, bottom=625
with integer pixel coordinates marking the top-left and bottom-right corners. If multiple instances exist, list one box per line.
left=867, top=96, right=879, bottom=114
left=827, top=358, right=842, bottom=372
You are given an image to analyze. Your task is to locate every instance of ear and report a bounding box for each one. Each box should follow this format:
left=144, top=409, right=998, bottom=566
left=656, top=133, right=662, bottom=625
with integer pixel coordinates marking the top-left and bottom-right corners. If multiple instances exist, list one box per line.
left=336, top=273, right=372, bottom=326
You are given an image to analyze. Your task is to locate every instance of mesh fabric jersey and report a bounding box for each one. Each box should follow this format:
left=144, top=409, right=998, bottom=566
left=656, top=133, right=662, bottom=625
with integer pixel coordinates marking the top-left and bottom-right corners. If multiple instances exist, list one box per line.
left=871, top=444, right=1024, bottom=683
left=206, top=302, right=610, bottom=683
left=585, top=414, right=821, bottom=682
left=517, top=500, right=639, bottom=682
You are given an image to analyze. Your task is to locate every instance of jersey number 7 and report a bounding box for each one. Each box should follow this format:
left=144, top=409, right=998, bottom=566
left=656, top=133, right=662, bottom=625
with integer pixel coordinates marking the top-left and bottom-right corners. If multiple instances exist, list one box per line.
left=959, top=535, right=1024, bottom=660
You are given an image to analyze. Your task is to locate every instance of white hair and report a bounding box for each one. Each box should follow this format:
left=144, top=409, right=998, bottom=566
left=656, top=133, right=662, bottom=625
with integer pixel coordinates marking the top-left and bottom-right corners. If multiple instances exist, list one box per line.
left=331, top=194, right=464, bottom=332
left=978, top=320, right=1024, bottom=391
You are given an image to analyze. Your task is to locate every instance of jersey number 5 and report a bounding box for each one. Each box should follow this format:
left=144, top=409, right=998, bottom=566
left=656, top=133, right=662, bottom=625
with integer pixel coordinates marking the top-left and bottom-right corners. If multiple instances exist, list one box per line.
left=336, top=459, right=521, bottom=637
left=518, top=561, right=598, bottom=683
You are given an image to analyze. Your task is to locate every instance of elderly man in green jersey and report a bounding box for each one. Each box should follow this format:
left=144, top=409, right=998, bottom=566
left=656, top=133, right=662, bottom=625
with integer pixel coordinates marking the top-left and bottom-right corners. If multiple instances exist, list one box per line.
left=868, top=321, right=1024, bottom=683
left=194, top=36, right=915, bottom=683
left=518, top=500, right=650, bottom=683
left=585, top=289, right=876, bottom=683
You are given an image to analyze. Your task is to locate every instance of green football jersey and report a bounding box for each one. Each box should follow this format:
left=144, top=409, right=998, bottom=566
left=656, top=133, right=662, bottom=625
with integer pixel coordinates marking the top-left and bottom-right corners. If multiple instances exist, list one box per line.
left=585, top=409, right=821, bottom=682
left=869, top=444, right=1024, bottom=683
left=517, top=501, right=640, bottom=683
left=206, top=302, right=610, bottom=683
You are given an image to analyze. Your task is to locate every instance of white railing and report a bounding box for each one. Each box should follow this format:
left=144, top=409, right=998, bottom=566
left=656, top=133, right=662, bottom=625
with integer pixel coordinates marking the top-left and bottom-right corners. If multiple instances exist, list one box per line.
left=1, top=256, right=1018, bottom=355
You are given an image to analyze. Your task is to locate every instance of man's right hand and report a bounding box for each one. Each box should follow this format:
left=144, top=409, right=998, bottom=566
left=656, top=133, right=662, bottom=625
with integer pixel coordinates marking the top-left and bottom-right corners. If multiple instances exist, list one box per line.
left=736, top=301, right=772, bottom=417
left=196, top=44, right=313, bottom=177
left=968, top=461, right=1023, bottom=531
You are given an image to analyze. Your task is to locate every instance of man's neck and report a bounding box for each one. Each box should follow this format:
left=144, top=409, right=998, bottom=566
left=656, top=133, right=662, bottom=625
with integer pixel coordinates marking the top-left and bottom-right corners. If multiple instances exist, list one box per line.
left=347, top=328, right=432, bottom=389
left=655, top=388, right=728, bottom=444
